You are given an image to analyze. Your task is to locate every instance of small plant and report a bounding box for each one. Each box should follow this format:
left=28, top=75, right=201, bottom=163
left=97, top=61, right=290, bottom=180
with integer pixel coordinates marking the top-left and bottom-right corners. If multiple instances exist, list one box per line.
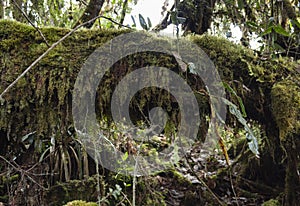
left=131, top=14, right=152, bottom=30
left=38, top=131, right=89, bottom=183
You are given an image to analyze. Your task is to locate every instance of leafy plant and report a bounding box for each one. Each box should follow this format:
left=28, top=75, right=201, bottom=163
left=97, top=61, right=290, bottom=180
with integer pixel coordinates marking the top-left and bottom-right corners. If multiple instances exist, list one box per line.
left=38, top=133, right=89, bottom=182
left=132, top=13, right=152, bottom=31
left=221, top=97, right=260, bottom=157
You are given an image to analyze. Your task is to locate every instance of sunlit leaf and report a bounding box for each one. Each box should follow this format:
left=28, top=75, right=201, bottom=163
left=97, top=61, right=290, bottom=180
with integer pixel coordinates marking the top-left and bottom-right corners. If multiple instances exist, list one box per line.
left=122, top=151, right=129, bottom=161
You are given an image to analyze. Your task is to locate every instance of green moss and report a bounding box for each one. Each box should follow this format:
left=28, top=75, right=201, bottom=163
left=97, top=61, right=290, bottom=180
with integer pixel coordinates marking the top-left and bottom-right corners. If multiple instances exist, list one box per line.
left=45, top=176, right=101, bottom=205
left=1, top=18, right=298, bottom=206
left=0, top=20, right=131, bottom=138
left=64, top=200, right=97, bottom=206
left=262, top=199, right=280, bottom=206
left=271, top=78, right=300, bottom=140
left=164, top=169, right=192, bottom=186
left=1, top=19, right=295, bottom=140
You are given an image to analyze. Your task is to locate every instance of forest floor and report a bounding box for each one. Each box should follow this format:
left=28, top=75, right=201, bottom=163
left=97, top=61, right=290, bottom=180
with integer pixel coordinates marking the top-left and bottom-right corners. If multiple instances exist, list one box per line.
left=0, top=138, right=283, bottom=206
left=153, top=142, right=280, bottom=206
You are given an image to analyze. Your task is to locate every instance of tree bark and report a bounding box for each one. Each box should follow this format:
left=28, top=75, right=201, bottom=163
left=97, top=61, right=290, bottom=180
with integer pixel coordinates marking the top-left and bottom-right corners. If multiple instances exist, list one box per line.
left=118, top=0, right=129, bottom=28
left=153, top=0, right=217, bottom=34
left=0, top=0, right=4, bottom=19
left=73, top=0, right=105, bottom=28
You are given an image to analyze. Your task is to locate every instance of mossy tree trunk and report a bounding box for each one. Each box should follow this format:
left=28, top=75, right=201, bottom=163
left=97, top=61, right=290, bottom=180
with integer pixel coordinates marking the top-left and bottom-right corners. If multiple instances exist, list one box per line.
left=0, top=20, right=299, bottom=204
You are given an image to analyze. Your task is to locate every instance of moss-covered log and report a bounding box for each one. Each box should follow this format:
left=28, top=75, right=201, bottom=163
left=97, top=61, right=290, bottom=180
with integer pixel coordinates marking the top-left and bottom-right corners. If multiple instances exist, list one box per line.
left=0, top=20, right=299, bottom=205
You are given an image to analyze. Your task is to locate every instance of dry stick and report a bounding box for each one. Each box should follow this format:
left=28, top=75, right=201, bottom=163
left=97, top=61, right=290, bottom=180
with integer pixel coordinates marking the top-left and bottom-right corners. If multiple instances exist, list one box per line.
left=0, top=15, right=131, bottom=100
left=11, top=0, right=50, bottom=47
left=0, top=155, right=47, bottom=190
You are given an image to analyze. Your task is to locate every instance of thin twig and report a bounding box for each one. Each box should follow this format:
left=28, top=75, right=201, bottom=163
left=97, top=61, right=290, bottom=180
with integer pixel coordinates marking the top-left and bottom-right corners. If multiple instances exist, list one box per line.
left=229, top=167, right=240, bottom=206
left=0, top=155, right=47, bottom=190
left=11, top=0, right=50, bottom=47
left=101, top=15, right=132, bottom=29
left=0, top=15, right=131, bottom=100
left=119, top=191, right=132, bottom=206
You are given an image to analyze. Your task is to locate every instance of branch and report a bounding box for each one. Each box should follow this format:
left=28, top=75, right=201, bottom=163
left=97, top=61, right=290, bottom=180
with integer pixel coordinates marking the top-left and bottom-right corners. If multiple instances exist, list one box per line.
left=152, top=4, right=174, bottom=32
left=0, top=15, right=131, bottom=100
left=11, top=0, right=50, bottom=47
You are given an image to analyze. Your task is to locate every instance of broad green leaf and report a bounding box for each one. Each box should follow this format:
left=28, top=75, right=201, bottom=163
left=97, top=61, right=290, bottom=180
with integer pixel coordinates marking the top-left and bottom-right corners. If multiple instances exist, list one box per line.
left=273, top=25, right=290, bottom=37
left=260, top=26, right=273, bottom=37
left=222, top=98, right=246, bottom=125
